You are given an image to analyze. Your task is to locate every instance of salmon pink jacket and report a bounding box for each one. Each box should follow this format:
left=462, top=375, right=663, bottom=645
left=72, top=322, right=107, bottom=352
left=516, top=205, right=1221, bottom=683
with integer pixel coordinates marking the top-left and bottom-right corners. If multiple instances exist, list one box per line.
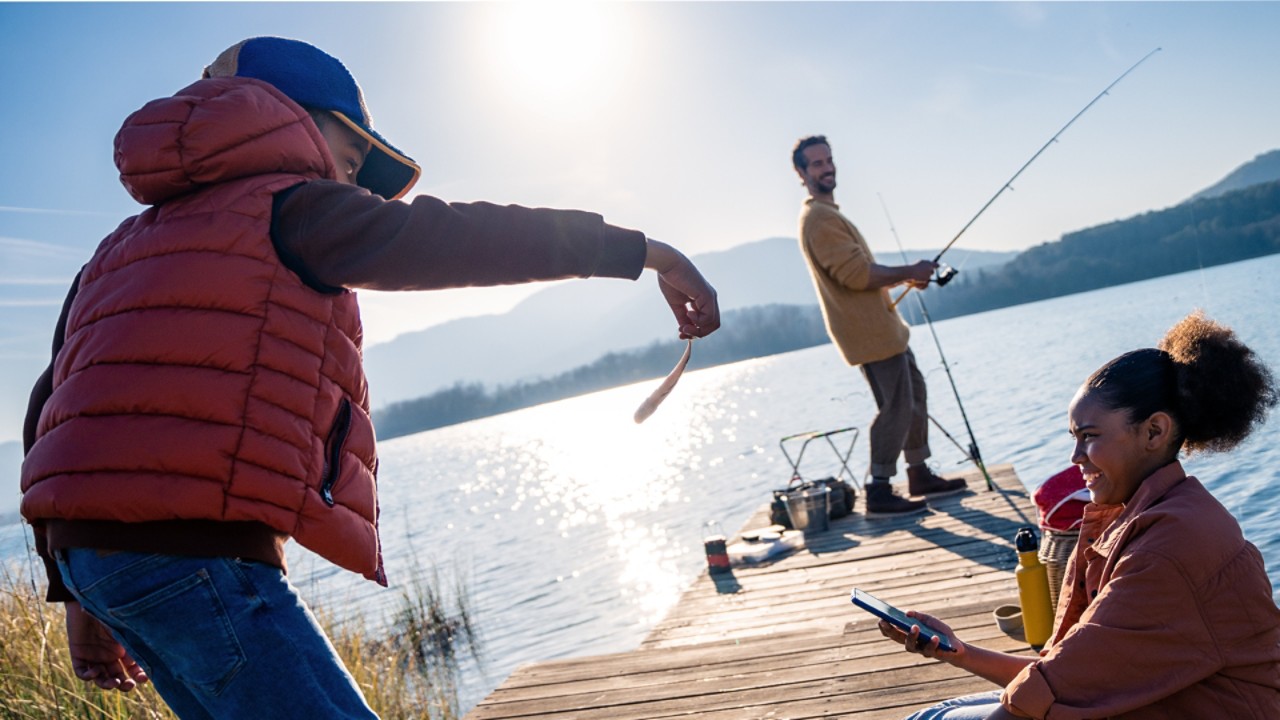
left=1003, top=462, right=1280, bottom=718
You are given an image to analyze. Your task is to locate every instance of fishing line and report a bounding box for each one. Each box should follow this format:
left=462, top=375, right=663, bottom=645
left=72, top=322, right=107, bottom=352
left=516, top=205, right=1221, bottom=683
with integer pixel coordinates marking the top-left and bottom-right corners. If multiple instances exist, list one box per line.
left=927, top=413, right=979, bottom=465
left=891, top=47, right=1163, bottom=309
left=1185, top=201, right=1212, bottom=309
left=878, top=193, right=994, bottom=490
left=953, top=248, right=977, bottom=274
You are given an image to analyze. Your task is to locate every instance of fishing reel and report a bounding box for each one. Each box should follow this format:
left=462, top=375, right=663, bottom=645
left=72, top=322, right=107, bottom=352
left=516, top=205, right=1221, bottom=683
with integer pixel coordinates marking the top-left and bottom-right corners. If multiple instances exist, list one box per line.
left=890, top=261, right=958, bottom=309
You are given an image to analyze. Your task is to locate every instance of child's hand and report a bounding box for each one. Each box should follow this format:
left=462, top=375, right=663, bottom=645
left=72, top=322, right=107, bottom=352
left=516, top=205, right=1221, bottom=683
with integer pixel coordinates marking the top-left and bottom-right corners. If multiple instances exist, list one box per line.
left=65, top=601, right=149, bottom=692
left=644, top=239, right=720, bottom=339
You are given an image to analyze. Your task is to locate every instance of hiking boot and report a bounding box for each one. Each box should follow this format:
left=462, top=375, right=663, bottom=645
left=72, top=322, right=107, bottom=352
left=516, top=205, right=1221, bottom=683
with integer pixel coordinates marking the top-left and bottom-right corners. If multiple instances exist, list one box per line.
left=907, top=464, right=969, bottom=498
left=864, top=482, right=928, bottom=518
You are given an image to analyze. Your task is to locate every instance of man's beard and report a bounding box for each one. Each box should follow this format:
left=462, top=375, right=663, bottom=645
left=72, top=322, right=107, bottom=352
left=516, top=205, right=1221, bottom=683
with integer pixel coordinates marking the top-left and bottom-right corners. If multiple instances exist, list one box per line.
left=815, top=174, right=836, bottom=193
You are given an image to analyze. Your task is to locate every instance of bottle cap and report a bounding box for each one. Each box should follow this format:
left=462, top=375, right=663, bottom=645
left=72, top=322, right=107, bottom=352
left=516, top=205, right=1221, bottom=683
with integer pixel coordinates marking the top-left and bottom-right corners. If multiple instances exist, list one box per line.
left=1014, top=526, right=1040, bottom=553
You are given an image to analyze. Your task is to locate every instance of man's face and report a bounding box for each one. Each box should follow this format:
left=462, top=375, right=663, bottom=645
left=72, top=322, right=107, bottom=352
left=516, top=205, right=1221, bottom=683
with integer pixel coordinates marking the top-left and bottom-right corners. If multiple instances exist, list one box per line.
left=798, top=143, right=837, bottom=196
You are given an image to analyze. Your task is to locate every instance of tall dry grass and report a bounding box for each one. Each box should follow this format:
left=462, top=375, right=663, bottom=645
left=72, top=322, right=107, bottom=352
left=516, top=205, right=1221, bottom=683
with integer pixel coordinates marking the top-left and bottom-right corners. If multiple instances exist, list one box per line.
left=0, top=555, right=477, bottom=720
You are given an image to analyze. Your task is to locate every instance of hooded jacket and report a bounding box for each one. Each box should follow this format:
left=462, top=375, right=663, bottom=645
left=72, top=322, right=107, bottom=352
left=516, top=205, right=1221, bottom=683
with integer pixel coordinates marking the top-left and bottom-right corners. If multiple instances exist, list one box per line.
left=20, top=77, right=650, bottom=601
left=21, top=77, right=386, bottom=584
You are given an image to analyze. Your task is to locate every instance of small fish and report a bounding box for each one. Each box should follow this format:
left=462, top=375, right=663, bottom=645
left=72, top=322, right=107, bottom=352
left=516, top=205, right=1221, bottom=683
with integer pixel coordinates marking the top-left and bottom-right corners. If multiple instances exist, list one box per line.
left=633, top=338, right=693, bottom=424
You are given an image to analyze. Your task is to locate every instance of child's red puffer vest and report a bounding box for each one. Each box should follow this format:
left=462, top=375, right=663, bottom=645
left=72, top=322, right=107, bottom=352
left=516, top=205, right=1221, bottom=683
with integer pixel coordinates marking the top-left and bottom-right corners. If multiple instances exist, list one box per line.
left=21, top=77, right=386, bottom=584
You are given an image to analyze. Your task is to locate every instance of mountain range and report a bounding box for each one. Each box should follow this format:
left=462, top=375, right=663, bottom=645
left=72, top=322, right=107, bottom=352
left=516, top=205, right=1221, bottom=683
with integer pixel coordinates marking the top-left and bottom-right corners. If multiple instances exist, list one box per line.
left=365, top=149, right=1280, bottom=411
left=361, top=242, right=1015, bottom=409
left=3, top=149, right=1278, bottom=514
left=1189, top=149, right=1280, bottom=203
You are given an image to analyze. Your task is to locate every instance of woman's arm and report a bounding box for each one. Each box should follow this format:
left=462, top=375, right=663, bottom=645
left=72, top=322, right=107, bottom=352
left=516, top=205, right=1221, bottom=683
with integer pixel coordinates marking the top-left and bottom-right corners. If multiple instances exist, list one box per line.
left=878, top=610, right=1035, bottom=687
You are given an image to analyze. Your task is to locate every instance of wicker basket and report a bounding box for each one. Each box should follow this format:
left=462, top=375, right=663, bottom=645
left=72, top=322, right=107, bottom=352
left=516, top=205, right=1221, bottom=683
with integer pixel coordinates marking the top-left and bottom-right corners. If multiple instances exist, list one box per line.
left=1038, top=528, right=1080, bottom=612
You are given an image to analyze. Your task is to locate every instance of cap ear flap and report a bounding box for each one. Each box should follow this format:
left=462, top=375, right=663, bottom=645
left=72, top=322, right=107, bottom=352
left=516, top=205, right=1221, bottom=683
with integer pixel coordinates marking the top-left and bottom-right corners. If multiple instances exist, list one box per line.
left=203, top=39, right=248, bottom=81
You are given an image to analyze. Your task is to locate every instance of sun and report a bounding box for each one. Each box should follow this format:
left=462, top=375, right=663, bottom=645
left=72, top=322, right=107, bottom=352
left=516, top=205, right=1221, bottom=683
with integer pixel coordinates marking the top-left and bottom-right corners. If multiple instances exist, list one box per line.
left=483, top=2, right=626, bottom=115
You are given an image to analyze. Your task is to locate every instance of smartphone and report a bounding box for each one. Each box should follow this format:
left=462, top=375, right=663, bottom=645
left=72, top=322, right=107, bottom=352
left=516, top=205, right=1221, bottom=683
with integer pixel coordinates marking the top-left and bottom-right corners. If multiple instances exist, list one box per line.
left=850, top=588, right=955, bottom=652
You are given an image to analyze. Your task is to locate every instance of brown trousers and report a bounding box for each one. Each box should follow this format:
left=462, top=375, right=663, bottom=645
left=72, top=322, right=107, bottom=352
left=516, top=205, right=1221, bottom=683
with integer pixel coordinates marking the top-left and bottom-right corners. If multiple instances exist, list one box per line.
left=859, top=348, right=931, bottom=478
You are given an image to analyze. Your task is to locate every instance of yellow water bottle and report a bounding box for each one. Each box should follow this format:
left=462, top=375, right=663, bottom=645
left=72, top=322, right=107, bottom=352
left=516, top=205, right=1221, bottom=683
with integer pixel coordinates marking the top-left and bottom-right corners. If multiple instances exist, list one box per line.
left=1014, top=526, right=1054, bottom=649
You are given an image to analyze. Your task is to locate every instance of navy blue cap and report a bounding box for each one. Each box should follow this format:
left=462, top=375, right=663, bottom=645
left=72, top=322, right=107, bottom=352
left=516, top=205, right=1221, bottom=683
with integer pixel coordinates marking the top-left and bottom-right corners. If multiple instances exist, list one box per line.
left=204, top=37, right=420, bottom=200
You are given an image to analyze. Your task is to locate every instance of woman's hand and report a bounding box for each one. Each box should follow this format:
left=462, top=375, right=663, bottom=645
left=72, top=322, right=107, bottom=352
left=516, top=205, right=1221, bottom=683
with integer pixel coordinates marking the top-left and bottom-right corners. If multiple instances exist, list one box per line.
left=877, top=609, right=965, bottom=664
left=879, top=608, right=1036, bottom=690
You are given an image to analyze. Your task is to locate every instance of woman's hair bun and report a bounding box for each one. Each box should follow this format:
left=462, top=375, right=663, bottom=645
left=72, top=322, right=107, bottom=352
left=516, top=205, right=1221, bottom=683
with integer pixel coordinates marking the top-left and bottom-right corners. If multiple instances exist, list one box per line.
left=1158, top=311, right=1277, bottom=454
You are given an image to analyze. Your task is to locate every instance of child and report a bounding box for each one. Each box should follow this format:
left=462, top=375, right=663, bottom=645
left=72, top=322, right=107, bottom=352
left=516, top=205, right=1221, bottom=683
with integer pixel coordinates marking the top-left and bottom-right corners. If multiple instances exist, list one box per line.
left=19, top=37, right=719, bottom=717
left=878, top=311, right=1279, bottom=719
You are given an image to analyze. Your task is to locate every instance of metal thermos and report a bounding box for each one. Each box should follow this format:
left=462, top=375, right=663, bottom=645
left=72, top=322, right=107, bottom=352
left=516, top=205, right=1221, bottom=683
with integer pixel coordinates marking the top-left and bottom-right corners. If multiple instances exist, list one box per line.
left=1014, top=526, right=1054, bottom=649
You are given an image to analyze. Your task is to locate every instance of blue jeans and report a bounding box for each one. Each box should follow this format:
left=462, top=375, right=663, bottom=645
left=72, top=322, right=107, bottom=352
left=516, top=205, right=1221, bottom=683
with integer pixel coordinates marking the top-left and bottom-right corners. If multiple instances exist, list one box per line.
left=56, top=549, right=378, bottom=719
left=903, top=690, right=1004, bottom=719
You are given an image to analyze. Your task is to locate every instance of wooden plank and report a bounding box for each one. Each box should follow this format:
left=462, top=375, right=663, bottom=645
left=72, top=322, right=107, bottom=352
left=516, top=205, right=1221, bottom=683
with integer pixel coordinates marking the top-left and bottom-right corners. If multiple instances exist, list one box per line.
left=491, top=603, right=1019, bottom=695
left=466, top=464, right=1039, bottom=720
left=640, top=576, right=1015, bottom=647
left=641, top=467, right=1032, bottom=648
left=664, top=539, right=1019, bottom=606
left=478, top=605, right=1025, bottom=707
left=472, top=639, right=1030, bottom=720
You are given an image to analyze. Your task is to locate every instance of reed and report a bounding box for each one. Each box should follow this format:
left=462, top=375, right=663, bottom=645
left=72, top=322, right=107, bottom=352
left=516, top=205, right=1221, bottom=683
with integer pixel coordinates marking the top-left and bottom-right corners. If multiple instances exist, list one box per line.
left=0, top=555, right=474, bottom=719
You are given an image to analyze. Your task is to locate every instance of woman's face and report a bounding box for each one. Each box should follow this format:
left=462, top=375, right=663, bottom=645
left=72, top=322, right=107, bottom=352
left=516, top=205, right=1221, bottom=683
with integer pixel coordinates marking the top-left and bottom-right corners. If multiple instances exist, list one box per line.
left=1068, top=389, right=1164, bottom=506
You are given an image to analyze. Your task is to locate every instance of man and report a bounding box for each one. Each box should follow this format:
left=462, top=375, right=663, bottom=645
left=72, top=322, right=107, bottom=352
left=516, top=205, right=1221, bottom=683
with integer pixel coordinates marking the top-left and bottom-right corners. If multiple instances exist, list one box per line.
left=791, top=135, right=964, bottom=517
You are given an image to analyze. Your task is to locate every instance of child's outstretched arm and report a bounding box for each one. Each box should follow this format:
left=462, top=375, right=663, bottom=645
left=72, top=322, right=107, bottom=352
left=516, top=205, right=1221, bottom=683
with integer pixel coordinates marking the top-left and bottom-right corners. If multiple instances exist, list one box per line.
left=643, top=239, right=719, bottom=339
left=272, top=182, right=721, bottom=341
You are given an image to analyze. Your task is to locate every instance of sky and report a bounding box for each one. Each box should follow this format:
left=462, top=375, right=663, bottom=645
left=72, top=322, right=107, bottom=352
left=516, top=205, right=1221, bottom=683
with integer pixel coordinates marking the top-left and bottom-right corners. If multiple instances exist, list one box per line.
left=2, top=1, right=1279, bottom=444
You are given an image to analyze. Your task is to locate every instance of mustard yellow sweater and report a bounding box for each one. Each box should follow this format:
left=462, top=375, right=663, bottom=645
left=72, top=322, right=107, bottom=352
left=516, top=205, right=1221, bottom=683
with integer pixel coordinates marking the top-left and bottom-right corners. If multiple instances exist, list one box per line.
left=797, top=198, right=910, bottom=366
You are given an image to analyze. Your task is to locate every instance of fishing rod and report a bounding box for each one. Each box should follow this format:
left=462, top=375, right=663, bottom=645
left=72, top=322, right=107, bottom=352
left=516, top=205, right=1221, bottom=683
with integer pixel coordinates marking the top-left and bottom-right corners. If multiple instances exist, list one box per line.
left=926, top=412, right=977, bottom=465
left=891, top=47, right=1162, bottom=309
left=878, top=193, right=993, bottom=490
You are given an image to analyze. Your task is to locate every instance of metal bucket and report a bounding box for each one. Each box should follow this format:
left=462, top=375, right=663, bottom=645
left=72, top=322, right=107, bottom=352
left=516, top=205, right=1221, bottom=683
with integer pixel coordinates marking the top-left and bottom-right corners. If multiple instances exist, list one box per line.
left=785, top=485, right=830, bottom=534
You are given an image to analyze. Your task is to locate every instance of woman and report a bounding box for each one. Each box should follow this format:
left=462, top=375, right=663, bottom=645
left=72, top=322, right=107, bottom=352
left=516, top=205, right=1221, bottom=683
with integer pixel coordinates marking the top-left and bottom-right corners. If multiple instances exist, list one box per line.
left=879, top=311, right=1280, bottom=719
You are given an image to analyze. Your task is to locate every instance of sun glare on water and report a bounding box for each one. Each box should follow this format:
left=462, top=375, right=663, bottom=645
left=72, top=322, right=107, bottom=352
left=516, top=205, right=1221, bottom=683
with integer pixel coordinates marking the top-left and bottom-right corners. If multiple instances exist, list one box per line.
left=460, top=363, right=760, bottom=626
left=515, top=388, right=698, bottom=622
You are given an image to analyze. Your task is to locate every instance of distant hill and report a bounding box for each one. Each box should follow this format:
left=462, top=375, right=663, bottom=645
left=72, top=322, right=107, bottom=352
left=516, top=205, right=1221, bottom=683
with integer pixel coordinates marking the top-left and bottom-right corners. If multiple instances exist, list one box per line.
left=373, top=303, right=832, bottom=439
left=368, top=150, right=1280, bottom=414
left=1189, top=149, right=1280, bottom=202
left=362, top=240, right=1014, bottom=409
left=920, top=177, right=1280, bottom=320
left=373, top=152, right=1280, bottom=438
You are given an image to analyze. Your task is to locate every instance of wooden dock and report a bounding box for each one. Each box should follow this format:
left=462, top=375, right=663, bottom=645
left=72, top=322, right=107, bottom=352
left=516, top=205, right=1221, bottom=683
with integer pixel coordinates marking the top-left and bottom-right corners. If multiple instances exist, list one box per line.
left=467, top=464, right=1041, bottom=720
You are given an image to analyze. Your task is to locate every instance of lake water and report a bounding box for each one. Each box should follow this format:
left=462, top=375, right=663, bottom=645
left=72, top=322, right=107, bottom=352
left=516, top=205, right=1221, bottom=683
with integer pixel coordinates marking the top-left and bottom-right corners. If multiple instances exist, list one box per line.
left=4, top=254, right=1278, bottom=713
